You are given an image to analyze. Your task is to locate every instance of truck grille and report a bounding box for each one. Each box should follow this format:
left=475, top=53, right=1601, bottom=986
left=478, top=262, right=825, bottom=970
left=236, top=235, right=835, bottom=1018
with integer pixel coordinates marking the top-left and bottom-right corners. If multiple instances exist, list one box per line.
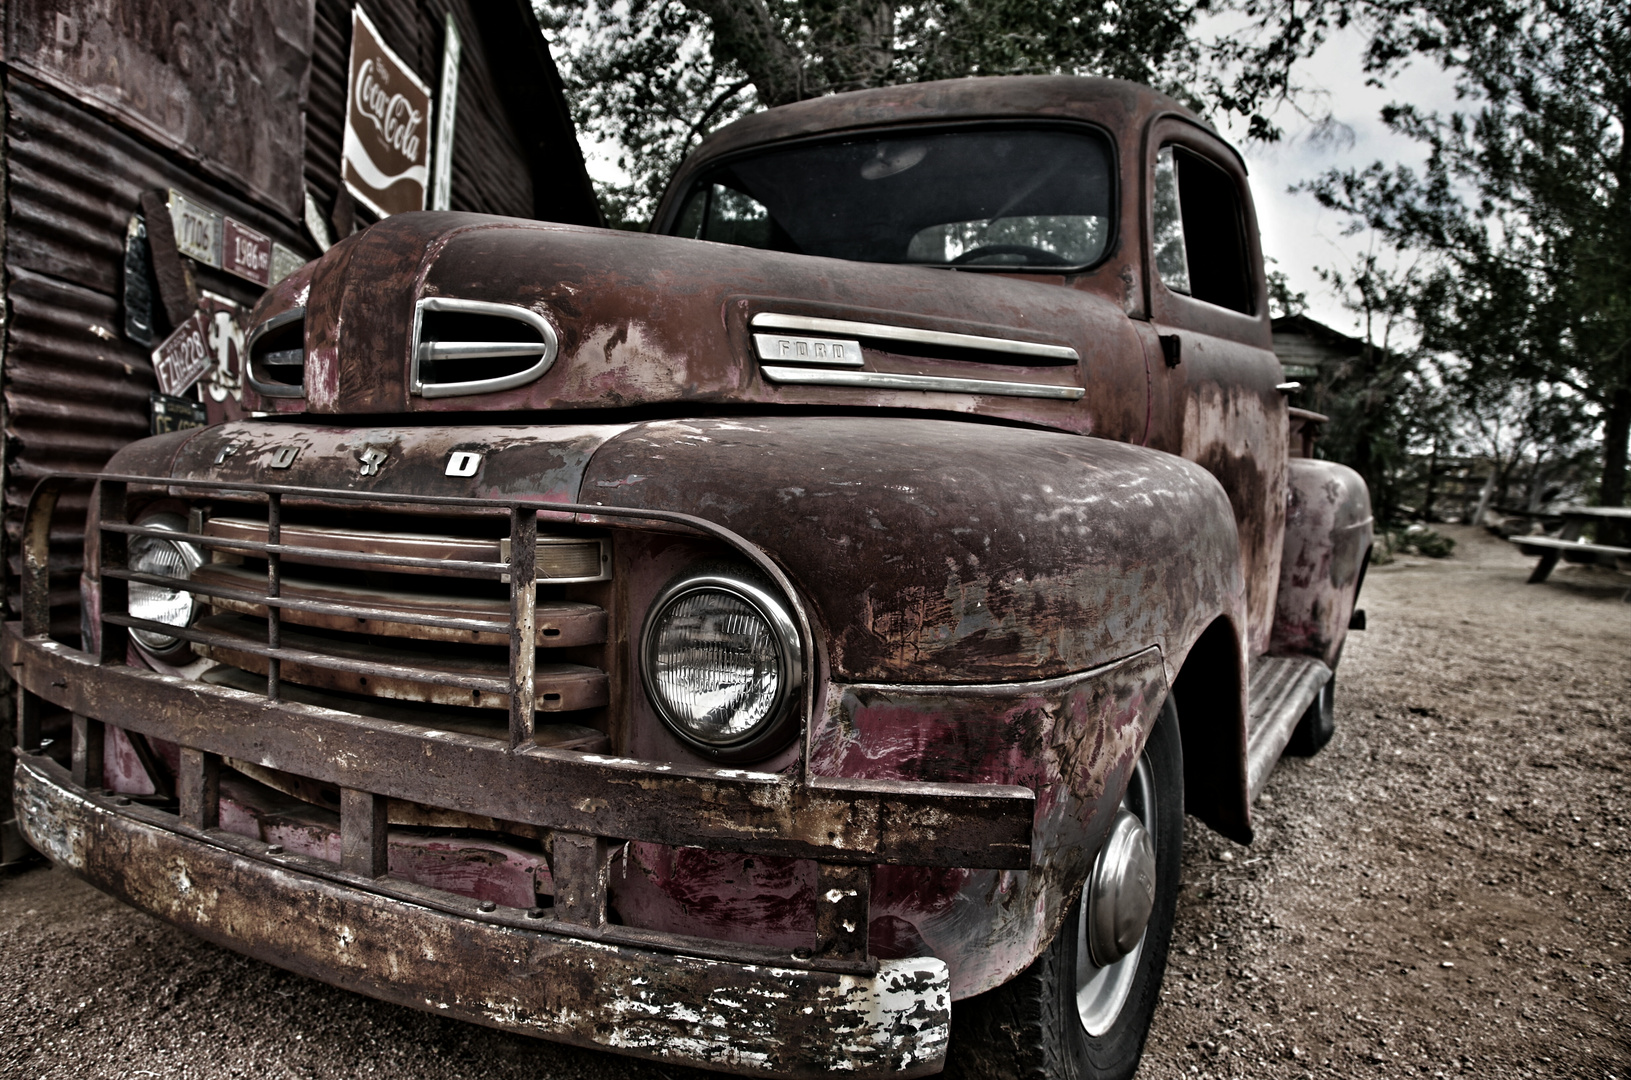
left=101, top=493, right=614, bottom=749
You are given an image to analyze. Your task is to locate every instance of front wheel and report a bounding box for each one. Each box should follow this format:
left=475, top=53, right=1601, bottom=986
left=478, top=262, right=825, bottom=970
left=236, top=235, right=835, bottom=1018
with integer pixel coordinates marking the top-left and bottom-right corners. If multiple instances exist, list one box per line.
left=947, top=697, right=1184, bottom=1080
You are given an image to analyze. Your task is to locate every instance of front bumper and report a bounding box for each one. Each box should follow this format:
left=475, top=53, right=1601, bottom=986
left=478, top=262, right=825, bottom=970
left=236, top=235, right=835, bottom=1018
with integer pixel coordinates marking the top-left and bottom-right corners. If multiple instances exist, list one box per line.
left=14, top=755, right=950, bottom=1076
left=7, top=624, right=1032, bottom=1077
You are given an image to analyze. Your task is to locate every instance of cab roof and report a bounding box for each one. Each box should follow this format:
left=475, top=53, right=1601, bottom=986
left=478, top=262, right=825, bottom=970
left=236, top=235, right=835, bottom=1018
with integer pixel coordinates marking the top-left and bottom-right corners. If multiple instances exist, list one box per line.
left=687, top=76, right=1214, bottom=164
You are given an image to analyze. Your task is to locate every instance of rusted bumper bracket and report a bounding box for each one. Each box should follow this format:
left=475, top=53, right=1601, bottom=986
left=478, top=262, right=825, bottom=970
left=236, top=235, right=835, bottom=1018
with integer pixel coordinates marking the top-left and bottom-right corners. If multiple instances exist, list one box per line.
left=14, top=755, right=952, bottom=1077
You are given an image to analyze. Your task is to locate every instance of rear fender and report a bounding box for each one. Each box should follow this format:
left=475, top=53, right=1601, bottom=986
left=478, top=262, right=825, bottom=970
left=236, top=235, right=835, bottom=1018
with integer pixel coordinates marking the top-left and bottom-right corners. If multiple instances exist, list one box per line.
left=1270, top=458, right=1373, bottom=670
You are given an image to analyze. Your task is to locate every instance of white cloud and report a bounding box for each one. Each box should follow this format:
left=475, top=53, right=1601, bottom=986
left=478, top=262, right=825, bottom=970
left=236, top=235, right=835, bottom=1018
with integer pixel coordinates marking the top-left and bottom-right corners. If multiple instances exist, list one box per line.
left=1215, top=25, right=1465, bottom=336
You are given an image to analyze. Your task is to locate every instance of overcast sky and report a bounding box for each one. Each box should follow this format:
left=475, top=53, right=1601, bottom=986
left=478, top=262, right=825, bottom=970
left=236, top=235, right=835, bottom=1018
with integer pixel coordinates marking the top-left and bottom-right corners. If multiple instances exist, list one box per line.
left=1215, top=24, right=1466, bottom=336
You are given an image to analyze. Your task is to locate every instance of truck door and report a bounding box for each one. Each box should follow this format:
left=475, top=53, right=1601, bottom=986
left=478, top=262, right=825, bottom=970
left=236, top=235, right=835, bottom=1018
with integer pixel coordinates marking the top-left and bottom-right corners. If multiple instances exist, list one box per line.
left=1140, top=119, right=1287, bottom=659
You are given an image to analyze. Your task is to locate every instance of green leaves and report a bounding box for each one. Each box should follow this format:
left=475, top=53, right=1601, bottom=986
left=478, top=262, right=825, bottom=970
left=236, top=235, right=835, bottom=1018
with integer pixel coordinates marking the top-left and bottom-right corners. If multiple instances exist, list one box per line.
left=1301, top=0, right=1631, bottom=506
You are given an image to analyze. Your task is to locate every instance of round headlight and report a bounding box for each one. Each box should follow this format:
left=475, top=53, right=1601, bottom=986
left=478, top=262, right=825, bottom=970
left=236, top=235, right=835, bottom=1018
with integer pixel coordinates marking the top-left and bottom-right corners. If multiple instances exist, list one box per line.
left=127, top=512, right=204, bottom=656
left=641, top=573, right=803, bottom=757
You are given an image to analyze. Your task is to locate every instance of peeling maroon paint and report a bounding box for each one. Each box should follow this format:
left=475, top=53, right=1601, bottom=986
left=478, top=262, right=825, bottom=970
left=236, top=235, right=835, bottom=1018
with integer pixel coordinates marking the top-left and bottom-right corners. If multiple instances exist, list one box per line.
left=1270, top=459, right=1373, bottom=668
left=582, top=418, right=1244, bottom=686
left=803, top=647, right=1167, bottom=997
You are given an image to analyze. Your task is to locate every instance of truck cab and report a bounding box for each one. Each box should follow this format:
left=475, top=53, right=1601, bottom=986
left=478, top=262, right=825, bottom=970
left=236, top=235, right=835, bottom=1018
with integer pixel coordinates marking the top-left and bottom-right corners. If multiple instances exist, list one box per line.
left=8, top=76, right=1370, bottom=1078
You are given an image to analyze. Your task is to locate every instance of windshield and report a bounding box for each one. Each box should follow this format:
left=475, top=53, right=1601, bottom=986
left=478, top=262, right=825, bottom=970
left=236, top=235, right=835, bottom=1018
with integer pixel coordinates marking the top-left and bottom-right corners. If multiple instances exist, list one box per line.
left=667, top=126, right=1115, bottom=269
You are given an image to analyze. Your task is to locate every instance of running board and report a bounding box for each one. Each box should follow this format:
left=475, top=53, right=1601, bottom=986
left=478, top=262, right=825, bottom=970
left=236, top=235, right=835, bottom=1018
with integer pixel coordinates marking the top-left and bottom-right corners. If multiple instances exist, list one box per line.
left=1245, top=654, right=1332, bottom=802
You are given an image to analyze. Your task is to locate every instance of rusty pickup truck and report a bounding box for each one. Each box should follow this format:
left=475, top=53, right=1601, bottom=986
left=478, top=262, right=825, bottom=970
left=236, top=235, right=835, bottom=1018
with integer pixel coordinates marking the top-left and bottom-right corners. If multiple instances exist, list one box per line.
left=8, top=76, right=1371, bottom=1079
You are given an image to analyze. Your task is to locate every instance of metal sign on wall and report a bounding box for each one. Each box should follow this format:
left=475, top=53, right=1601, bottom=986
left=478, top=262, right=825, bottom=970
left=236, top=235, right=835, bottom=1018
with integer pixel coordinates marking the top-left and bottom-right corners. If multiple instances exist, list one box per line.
left=5, top=0, right=313, bottom=219
left=165, top=189, right=300, bottom=288
left=342, top=6, right=433, bottom=217
left=150, top=311, right=213, bottom=397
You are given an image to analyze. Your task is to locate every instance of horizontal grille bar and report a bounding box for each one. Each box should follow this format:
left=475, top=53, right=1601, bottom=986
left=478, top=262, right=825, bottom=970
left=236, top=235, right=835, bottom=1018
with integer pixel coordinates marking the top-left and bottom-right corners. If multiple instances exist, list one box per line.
left=187, top=565, right=607, bottom=647
left=104, top=521, right=509, bottom=578
left=208, top=516, right=504, bottom=563
left=204, top=518, right=609, bottom=582
left=105, top=612, right=514, bottom=694
left=193, top=614, right=607, bottom=712
left=109, top=566, right=513, bottom=637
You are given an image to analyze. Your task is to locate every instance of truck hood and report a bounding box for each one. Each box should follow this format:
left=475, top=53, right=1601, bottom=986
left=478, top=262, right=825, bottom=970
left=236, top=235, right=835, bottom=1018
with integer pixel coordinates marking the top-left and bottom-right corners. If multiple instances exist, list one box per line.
left=249, top=213, right=1147, bottom=440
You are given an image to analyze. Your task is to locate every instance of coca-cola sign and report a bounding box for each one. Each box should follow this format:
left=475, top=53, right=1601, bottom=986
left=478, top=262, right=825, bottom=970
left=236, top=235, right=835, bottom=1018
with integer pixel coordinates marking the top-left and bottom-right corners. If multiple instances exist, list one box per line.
left=341, top=7, right=432, bottom=217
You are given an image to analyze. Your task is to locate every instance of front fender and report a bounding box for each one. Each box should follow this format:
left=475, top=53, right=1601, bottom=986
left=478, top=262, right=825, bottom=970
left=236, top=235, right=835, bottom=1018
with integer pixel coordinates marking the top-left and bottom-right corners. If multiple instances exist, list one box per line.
left=582, top=416, right=1248, bottom=995
left=581, top=416, right=1245, bottom=686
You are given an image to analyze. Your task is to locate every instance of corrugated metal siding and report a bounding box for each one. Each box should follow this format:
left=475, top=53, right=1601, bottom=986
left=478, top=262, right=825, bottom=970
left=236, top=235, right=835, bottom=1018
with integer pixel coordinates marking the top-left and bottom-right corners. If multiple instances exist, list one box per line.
left=305, top=0, right=352, bottom=215
left=5, top=81, right=309, bottom=299
left=4, top=0, right=314, bottom=221
left=434, top=0, right=534, bottom=217
left=4, top=1, right=596, bottom=637
left=2, top=268, right=145, bottom=632
left=2, top=79, right=311, bottom=636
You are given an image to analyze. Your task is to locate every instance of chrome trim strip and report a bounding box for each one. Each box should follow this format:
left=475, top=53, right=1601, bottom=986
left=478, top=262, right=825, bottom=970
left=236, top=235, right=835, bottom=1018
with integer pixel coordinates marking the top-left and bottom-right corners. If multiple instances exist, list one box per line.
left=412, top=297, right=559, bottom=398
left=751, top=312, right=1080, bottom=363
left=761, top=365, right=1085, bottom=400
left=244, top=306, right=307, bottom=399
left=420, top=341, right=553, bottom=361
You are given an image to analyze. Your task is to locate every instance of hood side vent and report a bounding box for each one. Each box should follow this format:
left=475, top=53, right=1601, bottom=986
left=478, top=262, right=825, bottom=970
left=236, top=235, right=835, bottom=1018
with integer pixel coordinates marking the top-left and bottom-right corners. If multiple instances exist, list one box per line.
left=750, top=312, right=1084, bottom=401
left=413, top=297, right=559, bottom=398
left=245, top=308, right=306, bottom=398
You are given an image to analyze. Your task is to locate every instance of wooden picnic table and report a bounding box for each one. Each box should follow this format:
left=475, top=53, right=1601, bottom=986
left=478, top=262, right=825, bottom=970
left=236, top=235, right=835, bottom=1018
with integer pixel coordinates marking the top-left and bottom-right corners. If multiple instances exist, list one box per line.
left=1510, top=505, right=1631, bottom=585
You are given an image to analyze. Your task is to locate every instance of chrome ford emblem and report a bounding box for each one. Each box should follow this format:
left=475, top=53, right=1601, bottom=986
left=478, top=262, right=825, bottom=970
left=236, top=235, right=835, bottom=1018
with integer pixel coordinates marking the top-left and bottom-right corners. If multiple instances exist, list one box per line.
left=750, top=332, right=863, bottom=367
left=358, top=447, right=388, bottom=476
left=269, top=446, right=299, bottom=469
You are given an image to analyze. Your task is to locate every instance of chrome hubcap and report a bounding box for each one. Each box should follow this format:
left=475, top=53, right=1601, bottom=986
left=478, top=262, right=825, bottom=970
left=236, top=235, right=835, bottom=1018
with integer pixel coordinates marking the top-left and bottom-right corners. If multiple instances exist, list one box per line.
left=1085, top=809, right=1156, bottom=967
left=1075, top=754, right=1157, bottom=1036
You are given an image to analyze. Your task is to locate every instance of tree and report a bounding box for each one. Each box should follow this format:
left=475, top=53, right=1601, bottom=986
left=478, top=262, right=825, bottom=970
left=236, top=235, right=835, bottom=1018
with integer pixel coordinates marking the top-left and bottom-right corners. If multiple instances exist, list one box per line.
left=1304, top=248, right=1444, bottom=522
left=1301, top=0, right=1631, bottom=514
left=537, top=0, right=1361, bottom=225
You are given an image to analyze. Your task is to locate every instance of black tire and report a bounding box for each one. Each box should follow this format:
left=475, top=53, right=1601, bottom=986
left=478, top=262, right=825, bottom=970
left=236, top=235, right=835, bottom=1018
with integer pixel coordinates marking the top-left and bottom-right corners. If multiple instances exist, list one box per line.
left=945, top=697, right=1184, bottom=1080
left=1284, top=677, right=1335, bottom=756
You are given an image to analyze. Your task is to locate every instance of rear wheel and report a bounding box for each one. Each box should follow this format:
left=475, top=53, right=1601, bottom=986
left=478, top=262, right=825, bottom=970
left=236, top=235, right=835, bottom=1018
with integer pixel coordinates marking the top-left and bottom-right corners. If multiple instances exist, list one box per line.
left=1284, top=677, right=1335, bottom=756
left=946, top=698, right=1184, bottom=1080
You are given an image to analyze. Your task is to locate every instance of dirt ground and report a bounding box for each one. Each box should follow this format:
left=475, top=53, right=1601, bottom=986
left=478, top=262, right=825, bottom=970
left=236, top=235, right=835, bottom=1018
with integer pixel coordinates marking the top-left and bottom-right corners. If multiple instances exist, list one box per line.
left=1138, top=524, right=1630, bottom=1080
left=1, top=524, right=1626, bottom=1080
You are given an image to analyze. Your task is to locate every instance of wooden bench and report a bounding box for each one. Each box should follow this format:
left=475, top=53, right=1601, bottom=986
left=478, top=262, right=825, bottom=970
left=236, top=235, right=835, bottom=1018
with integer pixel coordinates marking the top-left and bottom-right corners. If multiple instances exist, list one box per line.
left=1509, top=535, right=1631, bottom=583
left=1509, top=505, right=1631, bottom=590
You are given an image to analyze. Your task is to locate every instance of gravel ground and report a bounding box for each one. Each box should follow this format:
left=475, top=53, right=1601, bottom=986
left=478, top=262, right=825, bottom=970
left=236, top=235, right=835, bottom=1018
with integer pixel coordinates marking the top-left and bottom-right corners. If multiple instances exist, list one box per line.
left=1138, top=525, right=1631, bottom=1080
left=1, top=524, right=1627, bottom=1080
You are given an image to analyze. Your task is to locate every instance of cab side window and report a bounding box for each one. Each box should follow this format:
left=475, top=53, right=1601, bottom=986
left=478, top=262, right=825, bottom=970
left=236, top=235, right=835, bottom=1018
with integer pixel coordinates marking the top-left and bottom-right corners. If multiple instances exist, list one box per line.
left=1152, top=145, right=1254, bottom=314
